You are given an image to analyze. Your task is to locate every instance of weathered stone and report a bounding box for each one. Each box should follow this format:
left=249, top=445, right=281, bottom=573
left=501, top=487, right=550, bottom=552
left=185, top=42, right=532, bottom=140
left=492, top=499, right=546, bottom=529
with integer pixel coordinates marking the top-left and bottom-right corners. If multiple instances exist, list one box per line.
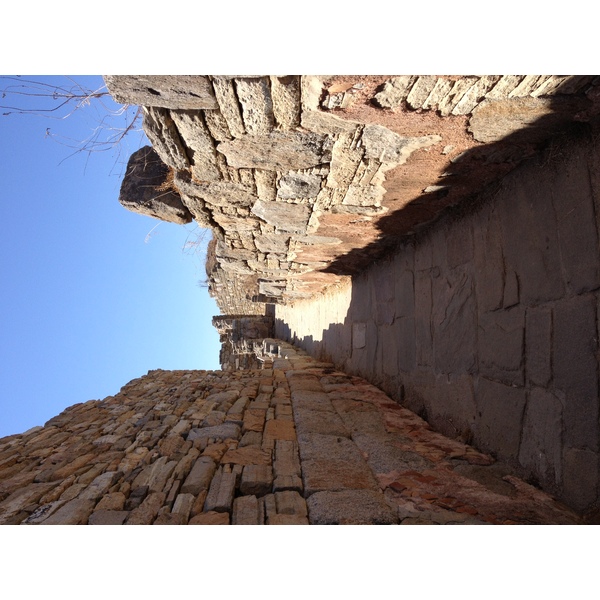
left=232, top=494, right=263, bottom=525
left=361, top=125, right=441, bottom=166
left=218, top=131, right=333, bottom=171
left=293, top=408, right=349, bottom=437
left=170, top=110, right=222, bottom=181
left=239, top=465, right=273, bottom=496
left=277, top=173, right=322, bottom=199
left=88, top=510, right=129, bottom=525
left=42, top=498, right=96, bottom=525
left=181, top=457, right=217, bottom=495
left=374, top=76, right=417, bottom=110
left=204, top=468, right=236, bottom=513
left=474, top=378, right=527, bottom=461
left=307, top=490, right=398, bottom=524
left=525, top=306, right=552, bottom=387
left=189, top=510, right=230, bottom=525
left=79, top=471, right=121, bottom=501
left=105, top=75, right=218, bottom=110
left=142, top=106, right=190, bottom=171
left=126, top=492, right=166, bottom=525
left=234, top=77, right=275, bottom=135
left=0, top=483, right=57, bottom=524
left=406, top=76, right=438, bottom=110
left=187, top=423, right=241, bottom=444
left=562, top=448, right=599, bottom=512
left=221, top=447, right=271, bottom=466
left=210, top=77, right=246, bottom=137
left=172, top=493, right=195, bottom=521
left=270, top=76, right=301, bottom=130
left=251, top=200, right=311, bottom=234
left=95, top=492, right=126, bottom=511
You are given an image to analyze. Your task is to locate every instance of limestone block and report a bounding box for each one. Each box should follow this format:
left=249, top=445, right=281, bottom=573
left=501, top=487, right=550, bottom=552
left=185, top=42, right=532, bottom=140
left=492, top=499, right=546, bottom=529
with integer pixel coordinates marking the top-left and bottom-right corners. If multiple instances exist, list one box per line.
left=361, top=125, right=441, bottom=166
left=211, top=77, right=246, bottom=138
left=234, top=77, right=275, bottom=135
left=232, top=495, right=263, bottom=524
left=277, top=173, right=322, bottom=199
left=374, top=76, right=417, bottom=110
left=79, top=471, right=121, bottom=501
left=270, top=76, right=301, bottom=130
left=104, top=75, right=218, bottom=110
left=189, top=511, right=230, bottom=525
left=170, top=110, right=222, bottom=181
left=217, top=131, right=333, bottom=171
left=142, top=106, right=190, bottom=171
left=221, top=447, right=271, bottom=466
left=406, top=76, right=438, bottom=110
left=251, top=200, right=310, bottom=234
left=125, top=492, right=166, bottom=525
left=274, top=490, right=307, bottom=517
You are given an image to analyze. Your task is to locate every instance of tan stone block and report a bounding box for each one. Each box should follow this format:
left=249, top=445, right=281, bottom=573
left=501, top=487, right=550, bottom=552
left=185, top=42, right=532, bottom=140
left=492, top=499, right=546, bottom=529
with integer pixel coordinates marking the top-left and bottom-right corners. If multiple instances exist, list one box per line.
left=275, top=491, right=308, bottom=517
left=95, top=492, right=126, bottom=512
left=263, top=420, right=296, bottom=444
left=59, top=483, right=87, bottom=503
left=172, top=447, right=200, bottom=480
left=154, top=512, right=187, bottom=525
left=221, top=447, right=271, bottom=466
left=267, top=514, right=309, bottom=525
left=204, top=469, right=236, bottom=513
left=181, top=457, right=217, bottom=495
left=79, top=471, right=121, bottom=501
left=0, top=483, right=57, bottom=524
left=273, top=475, right=303, bottom=493
left=243, top=409, right=266, bottom=433
left=125, top=492, right=166, bottom=525
left=48, top=453, right=96, bottom=481
left=76, top=463, right=108, bottom=486
left=172, top=493, right=195, bottom=521
left=190, top=490, right=208, bottom=518
left=189, top=511, right=230, bottom=525
left=201, top=443, right=229, bottom=462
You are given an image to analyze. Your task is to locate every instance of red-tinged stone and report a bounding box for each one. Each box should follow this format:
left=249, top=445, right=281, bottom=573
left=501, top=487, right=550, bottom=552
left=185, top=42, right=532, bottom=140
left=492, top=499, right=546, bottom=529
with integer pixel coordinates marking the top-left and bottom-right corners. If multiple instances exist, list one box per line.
left=389, top=482, right=408, bottom=493
left=455, top=505, right=478, bottom=515
left=221, top=447, right=271, bottom=466
left=263, top=420, right=296, bottom=442
left=189, top=511, right=230, bottom=525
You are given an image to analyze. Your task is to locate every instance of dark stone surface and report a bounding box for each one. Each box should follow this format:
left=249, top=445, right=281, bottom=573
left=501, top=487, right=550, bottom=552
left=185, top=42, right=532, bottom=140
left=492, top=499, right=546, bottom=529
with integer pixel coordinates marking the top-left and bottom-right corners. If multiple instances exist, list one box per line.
left=525, top=306, right=552, bottom=387
left=307, top=489, right=398, bottom=524
left=562, top=447, right=599, bottom=513
left=474, top=377, right=527, bottom=461
left=414, top=271, right=433, bottom=368
left=118, top=146, right=192, bottom=224
left=478, top=307, right=525, bottom=386
left=553, top=294, right=599, bottom=451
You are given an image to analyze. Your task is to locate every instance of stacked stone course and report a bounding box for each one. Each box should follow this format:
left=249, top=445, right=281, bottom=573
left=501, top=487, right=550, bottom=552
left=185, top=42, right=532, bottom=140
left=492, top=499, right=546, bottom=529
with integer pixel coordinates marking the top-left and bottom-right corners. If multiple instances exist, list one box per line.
left=0, top=342, right=580, bottom=524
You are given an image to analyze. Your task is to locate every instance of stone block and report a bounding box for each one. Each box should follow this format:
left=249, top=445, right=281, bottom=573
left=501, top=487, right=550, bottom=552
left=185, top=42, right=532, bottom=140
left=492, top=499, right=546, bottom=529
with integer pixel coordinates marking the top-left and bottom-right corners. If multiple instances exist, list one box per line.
left=240, top=465, right=273, bottom=497
left=125, top=492, right=166, bottom=525
left=79, top=471, right=121, bottom=501
left=172, top=493, right=195, bottom=521
left=553, top=295, right=599, bottom=451
left=352, top=323, right=366, bottom=350
left=414, top=272, right=433, bottom=368
left=306, top=490, right=398, bottom=525
left=478, top=306, right=525, bottom=386
left=189, top=511, right=230, bottom=525
left=396, top=317, right=416, bottom=372
left=234, top=77, right=274, bottom=135
left=181, top=457, right=216, bottom=495
left=204, top=469, right=236, bottom=513
left=292, top=408, right=349, bottom=438
left=518, top=388, right=563, bottom=488
left=232, top=495, right=263, bottom=525
left=561, top=448, right=599, bottom=513
left=88, top=510, right=129, bottom=525
left=221, top=447, right=271, bottom=466
left=42, top=499, right=96, bottom=525
left=274, top=491, right=308, bottom=517
left=104, top=75, right=218, bottom=110
left=474, top=378, right=527, bottom=461
left=187, top=423, right=241, bottom=444
left=251, top=200, right=311, bottom=234
left=273, top=475, right=303, bottom=493
left=525, top=306, right=552, bottom=387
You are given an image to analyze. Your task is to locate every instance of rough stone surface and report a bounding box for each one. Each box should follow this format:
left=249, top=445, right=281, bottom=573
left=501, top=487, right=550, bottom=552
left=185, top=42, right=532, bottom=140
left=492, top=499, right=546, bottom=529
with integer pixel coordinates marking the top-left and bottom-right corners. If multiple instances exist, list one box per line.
left=118, top=146, right=192, bottom=224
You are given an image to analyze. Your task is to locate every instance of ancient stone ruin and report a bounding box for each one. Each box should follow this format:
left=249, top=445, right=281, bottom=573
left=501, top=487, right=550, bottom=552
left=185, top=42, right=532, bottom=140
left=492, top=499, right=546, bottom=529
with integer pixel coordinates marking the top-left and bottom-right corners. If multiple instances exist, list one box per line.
left=2, top=75, right=600, bottom=524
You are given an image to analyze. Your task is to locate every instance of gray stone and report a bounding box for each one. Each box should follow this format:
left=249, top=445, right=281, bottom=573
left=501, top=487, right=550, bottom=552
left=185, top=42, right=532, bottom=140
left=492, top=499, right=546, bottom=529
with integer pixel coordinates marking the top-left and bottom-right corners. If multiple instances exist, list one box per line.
left=254, top=234, right=290, bottom=254
left=292, top=408, right=350, bottom=438
left=217, top=131, right=333, bottom=171
left=232, top=495, right=263, bottom=525
left=478, top=307, right=525, bottom=386
left=118, top=146, right=192, bottom=224
left=553, top=295, right=599, bottom=451
left=518, top=388, right=563, bottom=488
left=251, top=200, right=311, bottom=234
left=307, top=490, right=398, bottom=525
left=475, top=378, right=527, bottom=461
left=211, top=77, right=246, bottom=137
left=353, top=323, right=366, bottom=349
left=277, top=173, right=322, bottom=199
left=142, top=106, right=190, bottom=171
left=104, top=75, right=218, bottom=109
left=41, top=499, right=96, bottom=525
left=361, top=125, right=441, bottom=165
left=204, top=468, right=236, bottom=513
left=88, top=510, right=129, bottom=525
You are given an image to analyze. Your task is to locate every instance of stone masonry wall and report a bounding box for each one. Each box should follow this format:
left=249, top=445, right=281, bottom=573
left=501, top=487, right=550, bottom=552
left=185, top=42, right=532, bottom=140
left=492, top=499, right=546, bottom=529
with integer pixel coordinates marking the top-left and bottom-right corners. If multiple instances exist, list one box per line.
left=277, top=124, right=600, bottom=514
left=0, top=340, right=580, bottom=524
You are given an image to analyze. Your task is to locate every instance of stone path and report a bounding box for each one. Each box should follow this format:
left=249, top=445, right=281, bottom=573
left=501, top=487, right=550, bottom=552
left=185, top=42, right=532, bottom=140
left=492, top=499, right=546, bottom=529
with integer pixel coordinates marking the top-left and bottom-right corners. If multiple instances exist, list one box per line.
left=0, top=341, right=579, bottom=524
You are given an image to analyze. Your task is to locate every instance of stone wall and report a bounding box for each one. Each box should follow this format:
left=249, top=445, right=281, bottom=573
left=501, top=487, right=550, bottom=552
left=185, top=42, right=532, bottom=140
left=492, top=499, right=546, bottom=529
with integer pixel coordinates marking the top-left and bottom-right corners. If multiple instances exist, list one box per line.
left=277, top=123, right=600, bottom=513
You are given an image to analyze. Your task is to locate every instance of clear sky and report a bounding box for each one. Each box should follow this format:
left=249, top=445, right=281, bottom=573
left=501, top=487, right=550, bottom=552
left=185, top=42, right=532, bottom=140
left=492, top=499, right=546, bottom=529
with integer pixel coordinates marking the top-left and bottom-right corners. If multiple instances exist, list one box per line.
left=0, top=76, right=222, bottom=438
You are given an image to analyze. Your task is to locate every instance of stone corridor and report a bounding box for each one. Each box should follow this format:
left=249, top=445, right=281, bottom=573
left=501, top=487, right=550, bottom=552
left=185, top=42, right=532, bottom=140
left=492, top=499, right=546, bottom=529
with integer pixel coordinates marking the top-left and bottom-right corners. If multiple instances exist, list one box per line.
left=0, top=340, right=579, bottom=524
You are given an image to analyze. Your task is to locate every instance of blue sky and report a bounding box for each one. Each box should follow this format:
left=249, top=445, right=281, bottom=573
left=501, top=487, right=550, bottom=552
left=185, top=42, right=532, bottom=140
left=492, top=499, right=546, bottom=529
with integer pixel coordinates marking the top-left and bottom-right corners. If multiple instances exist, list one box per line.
left=0, top=76, right=222, bottom=438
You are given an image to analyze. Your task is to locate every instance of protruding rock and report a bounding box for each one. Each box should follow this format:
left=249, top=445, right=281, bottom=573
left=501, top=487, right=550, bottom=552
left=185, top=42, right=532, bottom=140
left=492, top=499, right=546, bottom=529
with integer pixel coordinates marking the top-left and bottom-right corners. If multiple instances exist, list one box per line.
left=104, top=75, right=218, bottom=110
left=118, top=146, right=192, bottom=224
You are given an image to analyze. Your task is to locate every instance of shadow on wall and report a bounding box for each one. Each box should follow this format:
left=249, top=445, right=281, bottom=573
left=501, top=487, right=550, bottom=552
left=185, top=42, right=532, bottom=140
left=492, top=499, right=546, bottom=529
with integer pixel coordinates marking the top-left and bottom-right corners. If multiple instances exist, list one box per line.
left=276, top=115, right=600, bottom=518
left=321, top=76, right=600, bottom=277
